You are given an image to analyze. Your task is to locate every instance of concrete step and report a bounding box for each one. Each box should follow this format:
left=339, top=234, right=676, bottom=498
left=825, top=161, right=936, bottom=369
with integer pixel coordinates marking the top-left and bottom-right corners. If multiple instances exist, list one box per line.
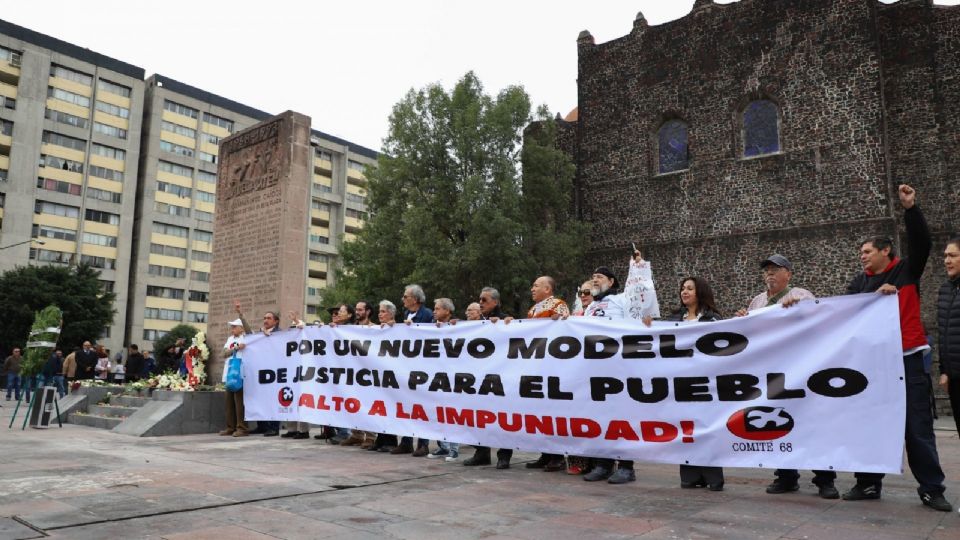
left=69, top=413, right=123, bottom=430
left=87, top=404, right=138, bottom=417
left=113, top=395, right=149, bottom=407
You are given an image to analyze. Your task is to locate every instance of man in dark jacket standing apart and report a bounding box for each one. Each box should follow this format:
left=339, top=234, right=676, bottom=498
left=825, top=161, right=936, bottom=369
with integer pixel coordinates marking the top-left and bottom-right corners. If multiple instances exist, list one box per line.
left=937, top=238, right=960, bottom=434
left=842, top=184, right=950, bottom=512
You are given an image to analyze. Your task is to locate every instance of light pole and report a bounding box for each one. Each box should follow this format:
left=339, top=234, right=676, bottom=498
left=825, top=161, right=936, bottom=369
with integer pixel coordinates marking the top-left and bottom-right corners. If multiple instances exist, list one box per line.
left=0, top=238, right=45, bottom=250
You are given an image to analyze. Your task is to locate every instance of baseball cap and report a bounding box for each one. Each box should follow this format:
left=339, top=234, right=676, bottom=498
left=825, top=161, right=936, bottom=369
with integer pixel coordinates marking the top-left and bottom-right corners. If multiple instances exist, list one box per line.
left=760, top=254, right=793, bottom=272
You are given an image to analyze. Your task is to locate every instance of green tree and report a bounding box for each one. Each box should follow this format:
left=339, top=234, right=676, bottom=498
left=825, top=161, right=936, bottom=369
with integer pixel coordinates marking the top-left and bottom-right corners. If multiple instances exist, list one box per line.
left=152, top=324, right=199, bottom=359
left=0, top=263, right=115, bottom=353
left=322, top=72, right=587, bottom=317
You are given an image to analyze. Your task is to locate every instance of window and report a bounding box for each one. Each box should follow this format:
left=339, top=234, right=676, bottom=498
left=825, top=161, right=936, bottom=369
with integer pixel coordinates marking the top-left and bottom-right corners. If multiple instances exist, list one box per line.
left=50, top=65, right=92, bottom=86
left=347, top=159, right=366, bottom=171
left=657, top=119, right=689, bottom=174
left=87, top=187, right=121, bottom=204
left=191, top=250, right=212, bottom=262
left=202, top=112, right=233, bottom=132
left=156, top=181, right=191, bottom=198
left=146, top=285, right=184, bottom=299
left=32, top=224, right=77, bottom=242
left=160, top=140, right=194, bottom=157
left=312, top=200, right=330, bottom=212
left=310, top=234, right=329, bottom=245
left=39, top=154, right=84, bottom=173
left=307, top=287, right=318, bottom=297
left=195, top=190, right=215, bottom=203
left=187, top=311, right=207, bottom=323
left=153, top=222, right=188, bottom=238
left=161, top=120, right=196, bottom=139
left=82, top=232, right=117, bottom=247
left=198, top=151, right=216, bottom=164
left=91, top=143, right=126, bottom=161
left=35, top=200, right=79, bottom=218
left=149, top=265, right=186, bottom=278
left=143, top=329, right=168, bottom=341
left=158, top=160, right=193, bottom=178
left=36, top=177, right=82, bottom=196
left=80, top=254, right=115, bottom=270
left=100, top=280, right=114, bottom=293
left=154, top=201, right=190, bottom=217
left=0, top=45, right=21, bottom=66
left=89, top=165, right=124, bottom=182
left=0, top=169, right=6, bottom=182
left=345, top=208, right=367, bottom=220
left=743, top=100, right=780, bottom=157
left=346, top=193, right=366, bottom=204
left=150, top=243, right=187, bottom=258
left=309, top=252, right=328, bottom=263
left=29, top=248, right=72, bottom=264
left=45, top=109, right=88, bottom=129
left=47, top=87, right=90, bottom=108
left=195, top=210, right=213, bottom=222
left=164, top=99, right=198, bottom=119
left=93, top=122, right=127, bottom=139
left=188, top=290, right=209, bottom=302
left=191, top=270, right=210, bottom=282
left=97, top=79, right=131, bottom=98
left=0, top=119, right=12, bottom=136
left=197, top=170, right=216, bottom=184
left=203, top=133, right=221, bottom=145
left=313, top=183, right=333, bottom=194
left=85, top=209, right=120, bottom=225
left=94, top=101, right=130, bottom=119
left=194, top=230, right=212, bottom=243
left=317, top=150, right=333, bottom=162
left=42, top=130, right=86, bottom=152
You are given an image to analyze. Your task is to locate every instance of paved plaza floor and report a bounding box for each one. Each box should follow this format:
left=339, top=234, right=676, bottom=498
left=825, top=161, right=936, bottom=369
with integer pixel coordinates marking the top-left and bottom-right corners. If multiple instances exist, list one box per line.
left=1, top=404, right=959, bottom=540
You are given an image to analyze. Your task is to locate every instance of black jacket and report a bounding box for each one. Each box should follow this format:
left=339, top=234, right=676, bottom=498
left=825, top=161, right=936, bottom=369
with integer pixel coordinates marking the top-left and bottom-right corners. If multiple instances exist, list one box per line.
left=937, top=276, right=960, bottom=378
left=664, top=309, right=721, bottom=323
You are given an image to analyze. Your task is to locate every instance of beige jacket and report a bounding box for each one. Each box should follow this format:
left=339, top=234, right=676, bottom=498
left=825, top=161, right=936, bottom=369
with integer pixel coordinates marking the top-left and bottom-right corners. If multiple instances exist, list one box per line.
left=62, top=351, right=77, bottom=377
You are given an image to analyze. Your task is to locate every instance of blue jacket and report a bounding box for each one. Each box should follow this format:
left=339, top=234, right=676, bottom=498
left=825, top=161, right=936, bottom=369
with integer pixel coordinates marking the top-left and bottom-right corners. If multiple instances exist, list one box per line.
left=404, top=305, right=434, bottom=323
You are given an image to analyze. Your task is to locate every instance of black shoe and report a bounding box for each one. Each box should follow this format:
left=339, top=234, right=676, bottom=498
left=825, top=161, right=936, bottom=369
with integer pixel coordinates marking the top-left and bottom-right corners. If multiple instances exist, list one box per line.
left=817, top=482, right=840, bottom=500
left=525, top=455, right=550, bottom=469
left=681, top=479, right=707, bottom=489
left=281, top=431, right=299, bottom=438
left=292, top=432, right=309, bottom=440
left=920, top=492, right=952, bottom=511
left=607, top=468, right=635, bottom=484
left=708, top=483, right=724, bottom=492
left=263, top=430, right=279, bottom=437
left=250, top=427, right=267, bottom=434
left=543, top=458, right=565, bottom=472
left=496, top=458, right=510, bottom=470
left=376, top=445, right=395, bottom=453
left=766, top=479, right=799, bottom=494
left=464, top=454, right=492, bottom=466
left=842, top=484, right=881, bottom=501
left=583, top=466, right=613, bottom=482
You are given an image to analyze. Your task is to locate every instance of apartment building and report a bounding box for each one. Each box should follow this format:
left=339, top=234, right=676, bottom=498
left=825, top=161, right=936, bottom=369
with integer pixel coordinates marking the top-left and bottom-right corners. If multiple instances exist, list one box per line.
left=0, top=20, right=145, bottom=354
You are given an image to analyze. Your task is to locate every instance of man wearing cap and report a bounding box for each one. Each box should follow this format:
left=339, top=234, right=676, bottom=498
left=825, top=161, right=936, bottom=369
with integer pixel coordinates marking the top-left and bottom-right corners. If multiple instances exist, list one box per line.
left=736, top=254, right=838, bottom=499
left=220, top=316, right=250, bottom=437
left=582, top=249, right=659, bottom=484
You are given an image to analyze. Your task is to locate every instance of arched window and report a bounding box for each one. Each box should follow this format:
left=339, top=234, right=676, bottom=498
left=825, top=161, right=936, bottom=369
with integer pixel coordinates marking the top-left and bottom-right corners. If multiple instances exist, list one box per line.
left=743, top=100, right=780, bottom=157
left=657, top=119, right=689, bottom=174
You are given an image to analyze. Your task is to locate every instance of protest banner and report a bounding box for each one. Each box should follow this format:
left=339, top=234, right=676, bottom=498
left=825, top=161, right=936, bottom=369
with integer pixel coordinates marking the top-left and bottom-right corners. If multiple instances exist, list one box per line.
left=243, top=293, right=905, bottom=473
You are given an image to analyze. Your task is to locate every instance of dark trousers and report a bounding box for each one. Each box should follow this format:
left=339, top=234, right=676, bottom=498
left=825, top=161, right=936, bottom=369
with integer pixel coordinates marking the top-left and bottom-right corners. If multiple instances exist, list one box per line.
left=400, top=436, right=429, bottom=449
left=471, top=446, right=513, bottom=461
left=774, top=468, right=835, bottom=486
left=593, top=458, right=633, bottom=471
left=855, top=352, right=945, bottom=495
left=947, top=377, right=960, bottom=435
left=681, top=465, right=724, bottom=485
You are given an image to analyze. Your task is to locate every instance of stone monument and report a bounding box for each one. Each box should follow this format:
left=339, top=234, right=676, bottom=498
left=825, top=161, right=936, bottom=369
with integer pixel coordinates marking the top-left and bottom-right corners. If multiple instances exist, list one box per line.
left=207, top=111, right=311, bottom=380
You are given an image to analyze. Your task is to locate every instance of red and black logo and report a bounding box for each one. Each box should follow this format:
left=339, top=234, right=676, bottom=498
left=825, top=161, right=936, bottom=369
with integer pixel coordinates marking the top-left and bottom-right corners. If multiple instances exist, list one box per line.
left=726, top=406, right=794, bottom=441
left=278, top=386, right=294, bottom=407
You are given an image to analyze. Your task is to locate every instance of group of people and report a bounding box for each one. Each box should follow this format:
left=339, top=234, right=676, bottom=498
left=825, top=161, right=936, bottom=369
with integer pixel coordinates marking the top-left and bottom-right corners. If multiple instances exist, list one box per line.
left=219, top=184, right=957, bottom=513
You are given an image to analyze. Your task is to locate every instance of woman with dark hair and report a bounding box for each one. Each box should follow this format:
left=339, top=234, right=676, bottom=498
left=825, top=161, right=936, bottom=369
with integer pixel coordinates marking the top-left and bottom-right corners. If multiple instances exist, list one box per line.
left=329, top=303, right=357, bottom=326
left=937, top=237, right=960, bottom=433
left=665, top=277, right=724, bottom=491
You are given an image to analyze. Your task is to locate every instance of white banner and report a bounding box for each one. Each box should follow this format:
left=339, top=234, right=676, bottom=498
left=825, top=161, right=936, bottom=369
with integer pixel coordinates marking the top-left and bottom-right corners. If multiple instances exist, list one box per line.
left=243, top=293, right=905, bottom=473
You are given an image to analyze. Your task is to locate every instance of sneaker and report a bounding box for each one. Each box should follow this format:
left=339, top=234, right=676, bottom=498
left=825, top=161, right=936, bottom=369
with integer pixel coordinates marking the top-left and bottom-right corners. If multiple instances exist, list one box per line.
left=444, top=451, right=460, bottom=463
left=766, top=479, right=800, bottom=494
left=566, top=465, right=583, bottom=475
left=583, top=466, right=613, bottom=482
left=817, top=482, right=840, bottom=500
left=607, top=468, right=636, bottom=484
left=920, top=492, right=952, bottom=512
left=427, top=448, right=450, bottom=459
left=842, top=484, right=881, bottom=501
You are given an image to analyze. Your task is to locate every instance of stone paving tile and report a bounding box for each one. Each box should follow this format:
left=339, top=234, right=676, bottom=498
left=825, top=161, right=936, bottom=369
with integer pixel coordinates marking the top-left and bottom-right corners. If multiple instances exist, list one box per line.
left=0, top=517, right=44, bottom=540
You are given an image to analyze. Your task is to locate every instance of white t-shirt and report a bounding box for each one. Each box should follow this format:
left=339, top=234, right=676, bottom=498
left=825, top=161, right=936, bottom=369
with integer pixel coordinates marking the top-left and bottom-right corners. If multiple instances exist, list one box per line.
left=222, top=334, right=245, bottom=383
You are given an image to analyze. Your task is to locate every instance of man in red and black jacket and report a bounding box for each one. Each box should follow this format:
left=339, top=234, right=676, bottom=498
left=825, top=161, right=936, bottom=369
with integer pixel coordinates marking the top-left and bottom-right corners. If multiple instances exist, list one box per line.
left=841, top=184, right=951, bottom=512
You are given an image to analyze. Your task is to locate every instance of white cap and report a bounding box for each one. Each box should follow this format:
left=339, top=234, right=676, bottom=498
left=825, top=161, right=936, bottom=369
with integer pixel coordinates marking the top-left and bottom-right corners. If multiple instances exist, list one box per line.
left=227, top=318, right=244, bottom=326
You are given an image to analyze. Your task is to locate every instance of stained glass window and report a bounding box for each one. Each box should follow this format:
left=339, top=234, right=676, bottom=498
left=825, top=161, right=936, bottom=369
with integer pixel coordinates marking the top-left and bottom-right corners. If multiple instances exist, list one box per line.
left=743, top=100, right=780, bottom=157
left=658, top=120, right=689, bottom=174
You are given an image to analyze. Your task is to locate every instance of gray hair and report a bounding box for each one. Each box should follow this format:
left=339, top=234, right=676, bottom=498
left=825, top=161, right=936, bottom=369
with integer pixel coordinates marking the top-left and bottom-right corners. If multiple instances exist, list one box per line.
left=404, top=284, right=426, bottom=304
left=379, top=300, right=397, bottom=316
left=480, top=286, right=500, bottom=303
left=434, top=297, right=455, bottom=312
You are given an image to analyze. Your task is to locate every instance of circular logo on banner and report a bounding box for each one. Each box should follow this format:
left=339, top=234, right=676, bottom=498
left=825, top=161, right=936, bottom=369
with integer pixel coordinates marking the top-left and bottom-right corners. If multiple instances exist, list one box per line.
left=726, top=406, right=794, bottom=441
left=278, top=386, right=294, bottom=407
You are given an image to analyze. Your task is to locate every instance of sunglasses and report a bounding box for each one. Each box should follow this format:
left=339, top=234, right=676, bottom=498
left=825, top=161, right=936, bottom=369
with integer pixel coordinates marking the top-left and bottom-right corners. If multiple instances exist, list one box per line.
left=579, top=290, right=593, bottom=296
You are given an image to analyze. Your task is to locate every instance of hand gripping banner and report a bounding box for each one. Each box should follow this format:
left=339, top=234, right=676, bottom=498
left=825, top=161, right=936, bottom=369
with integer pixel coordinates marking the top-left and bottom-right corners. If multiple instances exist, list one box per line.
left=243, top=293, right=905, bottom=473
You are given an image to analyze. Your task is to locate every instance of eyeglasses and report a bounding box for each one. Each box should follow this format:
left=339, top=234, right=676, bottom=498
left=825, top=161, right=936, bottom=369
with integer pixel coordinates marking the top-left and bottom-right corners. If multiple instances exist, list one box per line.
left=579, top=290, right=592, bottom=296
left=479, top=297, right=492, bottom=303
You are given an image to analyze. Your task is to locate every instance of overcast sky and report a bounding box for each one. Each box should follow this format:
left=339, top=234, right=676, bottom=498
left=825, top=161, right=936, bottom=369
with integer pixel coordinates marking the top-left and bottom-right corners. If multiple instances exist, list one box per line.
left=7, top=0, right=957, bottom=152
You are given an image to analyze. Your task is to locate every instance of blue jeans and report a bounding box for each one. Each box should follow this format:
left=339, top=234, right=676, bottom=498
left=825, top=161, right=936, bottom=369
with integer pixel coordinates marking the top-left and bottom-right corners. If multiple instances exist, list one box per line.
left=49, top=375, right=66, bottom=398
left=438, top=441, right=460, bottom=453
left=5, top=373, right=20, bottom=400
